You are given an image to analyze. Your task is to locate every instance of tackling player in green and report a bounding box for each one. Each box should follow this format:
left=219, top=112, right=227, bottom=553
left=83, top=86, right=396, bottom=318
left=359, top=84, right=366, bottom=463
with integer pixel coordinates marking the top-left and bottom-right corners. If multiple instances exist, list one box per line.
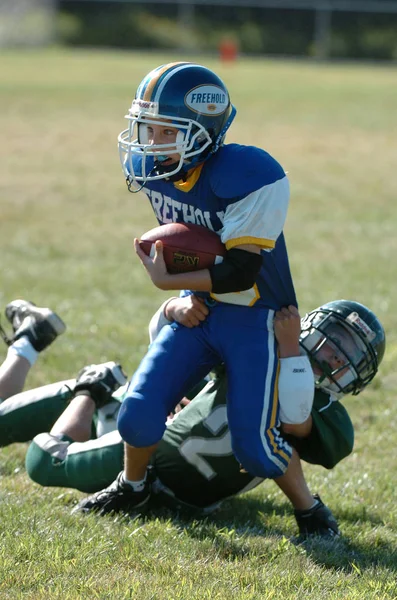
left=0, top=296, right=385, bottom=538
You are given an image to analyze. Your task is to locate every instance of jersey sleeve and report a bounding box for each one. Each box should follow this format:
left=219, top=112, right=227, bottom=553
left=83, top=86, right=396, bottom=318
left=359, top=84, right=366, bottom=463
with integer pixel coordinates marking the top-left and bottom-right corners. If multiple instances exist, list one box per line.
left=221, top=179, right=290, bottom=250
left=283, top=391, right=354, bottom=469
left=210, top=145, right=290, bottom=251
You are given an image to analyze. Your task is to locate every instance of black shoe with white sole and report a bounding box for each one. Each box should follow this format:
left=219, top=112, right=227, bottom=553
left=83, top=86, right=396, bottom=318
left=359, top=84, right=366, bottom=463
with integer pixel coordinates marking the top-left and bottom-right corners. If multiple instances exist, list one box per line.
left=5, top=299, right=66, bottom=352
left=71, top=471, right=151, bottom=516
left=73, top=362, right=128, bottom=408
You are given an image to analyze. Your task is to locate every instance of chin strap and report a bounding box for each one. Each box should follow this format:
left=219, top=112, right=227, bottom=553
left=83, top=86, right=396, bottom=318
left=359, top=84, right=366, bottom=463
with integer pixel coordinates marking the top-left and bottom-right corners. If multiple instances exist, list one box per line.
left=316, top=360, right=333, bottom=384
left=0, top=320, right=11, bottom=347
left=126, top=178, right=147, bottom=194
left=126, top=161, right=162, bottom=194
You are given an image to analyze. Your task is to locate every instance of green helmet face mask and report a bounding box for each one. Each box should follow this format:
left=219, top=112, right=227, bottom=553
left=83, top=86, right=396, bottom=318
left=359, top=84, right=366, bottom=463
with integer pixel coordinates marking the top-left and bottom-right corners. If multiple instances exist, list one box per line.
left=299, top=299, right=386, bottom=397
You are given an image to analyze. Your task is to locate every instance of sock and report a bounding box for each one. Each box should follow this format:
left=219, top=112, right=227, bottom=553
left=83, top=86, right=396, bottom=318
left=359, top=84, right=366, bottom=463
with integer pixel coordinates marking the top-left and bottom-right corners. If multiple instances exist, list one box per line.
left=307, top=498, right=320, bottom=512
left=122, top=472, right=147, bottom=492
left=8, top=337, right=39, bottom=366
left=295, top=498, right=321, bottom=514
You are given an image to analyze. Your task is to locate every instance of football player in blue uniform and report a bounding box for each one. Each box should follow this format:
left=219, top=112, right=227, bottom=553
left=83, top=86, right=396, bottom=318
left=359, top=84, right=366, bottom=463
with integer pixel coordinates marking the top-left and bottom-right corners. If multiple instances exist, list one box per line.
left=84, top=62, right=307, bottom=512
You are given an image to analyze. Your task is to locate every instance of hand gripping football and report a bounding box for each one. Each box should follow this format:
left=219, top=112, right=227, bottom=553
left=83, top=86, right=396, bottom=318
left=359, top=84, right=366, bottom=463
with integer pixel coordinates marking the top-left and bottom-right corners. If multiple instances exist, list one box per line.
left=138, top=223, right=226, bottom=274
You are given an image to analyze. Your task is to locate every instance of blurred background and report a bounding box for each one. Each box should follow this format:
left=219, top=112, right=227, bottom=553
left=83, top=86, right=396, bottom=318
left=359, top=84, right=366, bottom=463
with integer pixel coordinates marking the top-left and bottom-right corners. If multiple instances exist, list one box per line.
left=1, top=0, right=397, bottom=61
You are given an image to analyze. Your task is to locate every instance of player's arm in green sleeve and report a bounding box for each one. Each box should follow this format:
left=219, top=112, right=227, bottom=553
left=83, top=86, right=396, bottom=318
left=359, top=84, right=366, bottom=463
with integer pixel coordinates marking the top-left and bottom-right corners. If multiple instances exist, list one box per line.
left=283, top=391, right=354, bottom=469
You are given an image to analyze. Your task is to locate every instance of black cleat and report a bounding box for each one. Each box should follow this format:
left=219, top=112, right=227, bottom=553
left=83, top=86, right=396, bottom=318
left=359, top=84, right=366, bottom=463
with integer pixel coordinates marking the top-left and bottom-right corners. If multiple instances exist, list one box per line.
left=294, top=494, right=340, bottom=538
left=5, top=299, right=66, bottom=352
left=71, top=471, right=150, bottom=515
left=74, top=362, right=128, bottom=408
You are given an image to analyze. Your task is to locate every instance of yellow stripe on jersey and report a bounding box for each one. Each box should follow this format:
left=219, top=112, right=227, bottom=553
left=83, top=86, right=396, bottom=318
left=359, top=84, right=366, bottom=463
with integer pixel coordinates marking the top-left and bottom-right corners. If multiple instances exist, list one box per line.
left=267, top=361, right=291, bottom=463
left=142, top=62, right=186, bottom=102
left=173, top=164, right=204, bottom=192
left=209, top=284, right=260, bottom=307
left=225, top=237, right=276, bottom=250
left=248, top=284, right=260, bottom=306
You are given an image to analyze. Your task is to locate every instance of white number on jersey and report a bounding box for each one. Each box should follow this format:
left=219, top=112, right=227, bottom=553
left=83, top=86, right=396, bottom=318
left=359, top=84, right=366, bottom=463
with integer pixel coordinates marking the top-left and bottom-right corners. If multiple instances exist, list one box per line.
left=178, top=405, right=233, bottom=480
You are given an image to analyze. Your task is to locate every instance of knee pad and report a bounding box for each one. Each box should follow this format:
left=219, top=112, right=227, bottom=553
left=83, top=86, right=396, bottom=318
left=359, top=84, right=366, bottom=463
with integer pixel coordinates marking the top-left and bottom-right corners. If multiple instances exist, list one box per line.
left=25, top=433, right=70, bottom=487
left=117, top=395, right=167, bottom=447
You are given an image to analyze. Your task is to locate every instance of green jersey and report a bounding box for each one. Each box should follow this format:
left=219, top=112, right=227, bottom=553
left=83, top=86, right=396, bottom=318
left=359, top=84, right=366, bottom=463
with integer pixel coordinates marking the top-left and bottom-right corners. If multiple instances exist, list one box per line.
left=154, top=376, right=261, bottom=508
left=153, top=374, right=354, bottom=508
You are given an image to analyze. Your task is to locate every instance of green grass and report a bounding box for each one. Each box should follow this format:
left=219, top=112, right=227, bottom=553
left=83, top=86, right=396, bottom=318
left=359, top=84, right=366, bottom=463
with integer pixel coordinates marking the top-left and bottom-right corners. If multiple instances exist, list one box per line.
left=0, top=49, right=397, bottom=599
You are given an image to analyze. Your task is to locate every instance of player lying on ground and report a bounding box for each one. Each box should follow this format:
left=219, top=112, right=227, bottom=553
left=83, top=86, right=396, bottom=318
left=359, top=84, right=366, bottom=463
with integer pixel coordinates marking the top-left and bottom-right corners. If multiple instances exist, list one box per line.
left=0, top=297, right=385, bottom=537
left=0, top=299, right=125, bottom=447
left=69, top=295, right=385, bottom=535
left=0, top=297, right=322, bottom=536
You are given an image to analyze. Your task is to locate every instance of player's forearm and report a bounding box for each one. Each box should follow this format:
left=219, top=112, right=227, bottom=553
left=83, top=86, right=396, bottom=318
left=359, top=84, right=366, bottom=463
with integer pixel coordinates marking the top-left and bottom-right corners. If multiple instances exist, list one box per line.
left=155, top=269, right=213, bottom=291
left=278, top=340, right=301, bottom=358
left=154, top=244, right=262, bottom=292
left=274, top=305, right=301, bottom=358
left=281, top=416, right=313, bottom=438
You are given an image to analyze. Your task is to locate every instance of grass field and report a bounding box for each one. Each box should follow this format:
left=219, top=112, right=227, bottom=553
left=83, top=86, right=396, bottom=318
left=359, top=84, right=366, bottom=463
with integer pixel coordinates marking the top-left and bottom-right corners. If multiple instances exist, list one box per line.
left=0, top=49, right=396, bottom=599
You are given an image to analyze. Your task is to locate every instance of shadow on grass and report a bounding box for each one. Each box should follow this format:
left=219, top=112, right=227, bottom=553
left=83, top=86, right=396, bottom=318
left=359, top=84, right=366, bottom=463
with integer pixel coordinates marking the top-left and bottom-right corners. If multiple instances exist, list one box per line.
left=296, top=535, right=397, bottom=575
left=336, top=503, right=389, bottom=527
left=151, top=491, right=287, bottom=529
left=146, top=493, right=293, bottom=560
left=146, top=493, right=397, bottom=572
left=295, top=502, right=397, bottom=574
left=64, top=477, right=396, bottom=572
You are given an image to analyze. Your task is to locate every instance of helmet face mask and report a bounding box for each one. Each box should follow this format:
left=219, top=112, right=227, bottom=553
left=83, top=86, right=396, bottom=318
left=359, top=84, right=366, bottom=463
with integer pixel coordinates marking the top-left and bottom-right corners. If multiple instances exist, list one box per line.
left=119, top=110, right=213, bottom=183
left=302, top=318, right=369, bottom=396
left=118, top=63, right=236, bottom=187
left=300, top=300, right=385, bottom=397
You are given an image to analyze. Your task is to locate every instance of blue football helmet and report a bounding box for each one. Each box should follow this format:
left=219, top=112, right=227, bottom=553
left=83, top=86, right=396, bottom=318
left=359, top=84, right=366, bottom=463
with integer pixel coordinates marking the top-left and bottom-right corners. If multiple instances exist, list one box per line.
left=299, top=299, right=385, bottom=397
left=118, top=62, right=236, bottom=189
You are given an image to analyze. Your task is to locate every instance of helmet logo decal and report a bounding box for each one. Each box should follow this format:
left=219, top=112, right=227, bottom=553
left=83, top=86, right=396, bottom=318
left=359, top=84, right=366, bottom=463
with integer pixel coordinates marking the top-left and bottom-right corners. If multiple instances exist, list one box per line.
left=131, top=99, right=159, bottom=116
left=346, top=312, right=376, bottom=341
left=185, top=85, right=229, bottom=116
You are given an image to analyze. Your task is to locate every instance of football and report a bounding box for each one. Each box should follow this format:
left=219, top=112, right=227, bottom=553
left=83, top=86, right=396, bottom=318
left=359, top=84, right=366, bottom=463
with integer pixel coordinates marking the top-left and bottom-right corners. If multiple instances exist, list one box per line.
left=138, top=222, right=226, bottom=274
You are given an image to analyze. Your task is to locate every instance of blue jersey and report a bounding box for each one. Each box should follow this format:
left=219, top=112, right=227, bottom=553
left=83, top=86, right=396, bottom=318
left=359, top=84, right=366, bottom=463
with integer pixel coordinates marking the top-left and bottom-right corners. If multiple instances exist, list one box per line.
left=134, top=143, right=296, bottom=310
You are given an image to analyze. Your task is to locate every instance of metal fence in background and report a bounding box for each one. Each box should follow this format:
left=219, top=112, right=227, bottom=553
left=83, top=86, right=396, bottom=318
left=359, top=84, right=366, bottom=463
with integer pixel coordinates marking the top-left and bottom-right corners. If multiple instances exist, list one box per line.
left=60, top=0, right=397, bottom=58
left=2, top=0, right=397, bottom=58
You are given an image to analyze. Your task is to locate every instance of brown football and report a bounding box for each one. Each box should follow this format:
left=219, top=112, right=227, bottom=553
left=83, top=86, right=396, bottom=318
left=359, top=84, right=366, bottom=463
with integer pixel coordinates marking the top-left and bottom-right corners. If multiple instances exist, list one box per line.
left=139, top=222, right=226, bottom=274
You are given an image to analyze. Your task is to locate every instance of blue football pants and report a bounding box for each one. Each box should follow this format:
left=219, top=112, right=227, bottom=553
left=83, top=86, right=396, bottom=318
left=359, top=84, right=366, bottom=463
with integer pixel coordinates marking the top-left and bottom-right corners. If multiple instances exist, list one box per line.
left=118, top=303, right=292, bottom=478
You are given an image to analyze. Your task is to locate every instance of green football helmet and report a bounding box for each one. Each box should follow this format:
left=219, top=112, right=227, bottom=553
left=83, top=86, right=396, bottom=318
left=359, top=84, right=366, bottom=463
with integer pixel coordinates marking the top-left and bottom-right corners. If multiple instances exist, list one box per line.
left=299, top=299, right=385, bottom=397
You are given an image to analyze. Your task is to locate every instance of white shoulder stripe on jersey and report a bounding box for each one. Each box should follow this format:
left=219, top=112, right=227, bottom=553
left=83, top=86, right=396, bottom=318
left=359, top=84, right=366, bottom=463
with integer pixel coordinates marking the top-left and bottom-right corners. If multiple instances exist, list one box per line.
left=220, top=177, right=290, bottom=247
